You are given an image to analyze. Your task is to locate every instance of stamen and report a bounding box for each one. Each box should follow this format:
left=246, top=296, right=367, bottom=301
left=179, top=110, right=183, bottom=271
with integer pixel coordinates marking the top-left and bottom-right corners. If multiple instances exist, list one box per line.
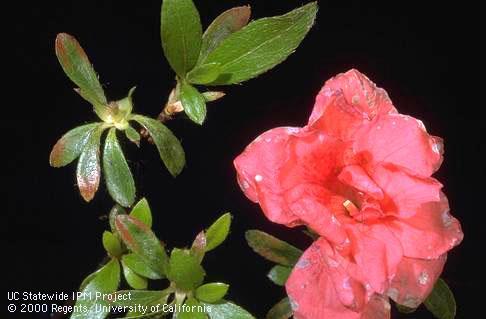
left=343, top=200, right=359, bottom=216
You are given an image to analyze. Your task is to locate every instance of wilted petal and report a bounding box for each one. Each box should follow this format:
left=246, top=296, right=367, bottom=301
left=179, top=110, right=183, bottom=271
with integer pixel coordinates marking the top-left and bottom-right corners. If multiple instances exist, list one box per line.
left=387, top=255, right=446, bottom=308
left=360, top=294, right=391, bottom=319
left=354, top=114, right=443, bottom=177
left=386, top=192, right=463, bottom=259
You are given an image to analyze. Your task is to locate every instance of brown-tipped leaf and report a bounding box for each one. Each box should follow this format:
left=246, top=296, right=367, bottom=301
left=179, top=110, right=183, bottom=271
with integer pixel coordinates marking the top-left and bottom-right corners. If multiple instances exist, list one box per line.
left=76, top=124, right=105, bottom=202
left=115, top=215, right=168, bottom=278
left=55, top=33, right=107, bottom=106
left=49, top=123, right=99, bottom=167
left=199, top=6, right=251, bottom=62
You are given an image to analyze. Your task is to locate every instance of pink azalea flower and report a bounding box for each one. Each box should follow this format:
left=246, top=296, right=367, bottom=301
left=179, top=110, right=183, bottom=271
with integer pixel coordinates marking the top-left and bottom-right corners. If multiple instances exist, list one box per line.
left=234, top=69, right=463, bottom=318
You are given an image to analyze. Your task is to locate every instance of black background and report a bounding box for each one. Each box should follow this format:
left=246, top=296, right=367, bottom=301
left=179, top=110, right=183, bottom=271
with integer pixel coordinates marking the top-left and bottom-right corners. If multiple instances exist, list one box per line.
left=6, top=0, right=481, bottom=318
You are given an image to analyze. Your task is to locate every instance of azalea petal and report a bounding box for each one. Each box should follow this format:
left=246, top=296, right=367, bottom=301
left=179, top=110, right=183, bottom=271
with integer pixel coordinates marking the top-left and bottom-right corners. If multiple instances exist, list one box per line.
left=234, top=128, right=350, bottom=229
left=234, top=127, right=303, bottom=225
left=286, top=238, right=364, bottom=319
left=369, top=164, right=442, bottom=218
left=386, top=192, right=463, bottom=259
left=308, top=69, right=396, bottom=141
left=387, top=255, right=447, bottom=308
left=354, top=113, right=443, bottom=177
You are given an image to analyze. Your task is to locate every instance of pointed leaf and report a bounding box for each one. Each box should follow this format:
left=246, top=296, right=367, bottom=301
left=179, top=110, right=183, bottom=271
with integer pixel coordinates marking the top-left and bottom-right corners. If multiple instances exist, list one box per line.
left=161, top=0, right=202, bottom=76
left=267, top=265, right=291, bottom=286
left=266, top=298, right=292, bottom=319
left=187, top=63, right=222, bottom=84
left=201, top=2, right=318, bottom=85
left=179, top=297, right=207, bottom=319
left=129, top=198, right=152, bottom=228
left=122, top=253, right=163, bottom=280
left=196, top=283, right=229, bottom=303
left=180, top=82, right=207, bottom=125
left=202, top=300, right=255, bottom=319
left=131, top=115, right=185, bottom=177
left=71, top=259, right=120, bottom=319
left=76, top=124, right=104, bottom=202
left=103, top=128, right=136, bottom=207
left=121, top=259, right=148, bottom=290
left=125, top=126, right=141, bottom=146
left=50, top=123, right=100, bottom=167
left=191, top=231, right=207, bottom=263
left=102, top=231, right=123, bottom=258
left=205, top=213, right=232, bottom=252
left=245, top=230, right=302, bottom=266
left=199, top=6, right=251, bottom=62
left=115, top=215, right=168, bottom=277
left=55, top=33, right=107, bottom=106
left=424, top=278, right=456, bottom=319
left=167, top=248, right=205, bottom=291
left=202, top=91, right=226, bottom=102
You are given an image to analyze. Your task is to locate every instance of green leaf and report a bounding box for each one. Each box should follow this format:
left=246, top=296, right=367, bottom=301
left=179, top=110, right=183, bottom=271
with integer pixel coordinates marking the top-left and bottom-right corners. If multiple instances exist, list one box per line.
left=179, top=297, right=207, bottom=319
left=125, top=126, right=141, bottom=146
left=205, top=213, right=232, bottom=252
left=196, top=283, right=229, bottom=303
left=122, top=253, right=163, bottom=280
left=202, top=300, right=255, bottom=319
left=110, top=290, right=171, bottom=317
left=245, top=230, right=302, bottom=266
left=201, top=2, right=318, bottom=85
left=102, top=231, right=123, bottom=257
left=129, top=198, right=152, bottom=228
left=131, top=115, right=185, bottom=177
left=167, top=248, right=205, bottom=291
left=76, top=124, right=105, bottom=202
left=187, top=63, right=222, bottom=85
left=179, top=82, right=207, bottom=125
left=49, top=123, right=100, bottom=167
left=161, top=0, right=202, bottom=76
left=103, top=128, right=136, bottom=207
left=115, top=215, right=168, bottom=278
left=71, top=259, right=120, bottom=319
left=55, top=33, right=107, bottom=107
left=121, top=259, right=148, bottom=290
left=424, top=278, right=456, bottom=319
left=266, top=298, right=292, bottom=319
left=267, top=265, right=292, bottom=286
left=199, top=6, right=251, bottom=62
left=202, top=91, right=225, bottom=102
left=191, top=231, right=207, bottom=263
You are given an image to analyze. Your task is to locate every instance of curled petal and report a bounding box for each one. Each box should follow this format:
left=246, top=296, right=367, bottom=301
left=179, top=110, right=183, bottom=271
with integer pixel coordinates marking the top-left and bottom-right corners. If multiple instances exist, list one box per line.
left=387, top=255, right=447, bottom=308
left=308, top=69, right=396, bottom=140
left=354, top=114, right=443, bottom=177
left=386, top=192, right=463, bottom=259
left=369, top=164, right=442, bottom=218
